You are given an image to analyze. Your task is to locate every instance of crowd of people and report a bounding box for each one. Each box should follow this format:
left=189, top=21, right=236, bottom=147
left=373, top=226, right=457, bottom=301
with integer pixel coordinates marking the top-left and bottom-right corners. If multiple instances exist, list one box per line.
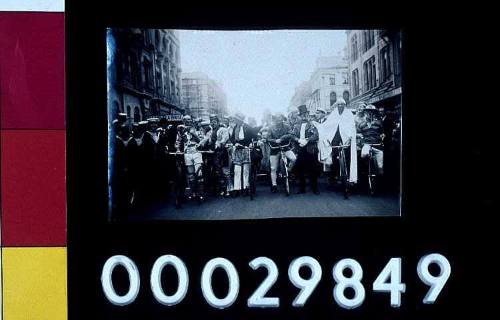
left=110, top=98, right=401, bottom=215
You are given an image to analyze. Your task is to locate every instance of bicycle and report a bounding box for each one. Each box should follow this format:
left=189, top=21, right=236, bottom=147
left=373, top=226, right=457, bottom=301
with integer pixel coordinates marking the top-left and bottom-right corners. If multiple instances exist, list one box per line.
left=364, top=143, right=383, bottom=196
left=268, top=142, right=292, bottom=196
left=330, top=143, right=350, bottom=199
left=167, top=150, right=214, bottom=207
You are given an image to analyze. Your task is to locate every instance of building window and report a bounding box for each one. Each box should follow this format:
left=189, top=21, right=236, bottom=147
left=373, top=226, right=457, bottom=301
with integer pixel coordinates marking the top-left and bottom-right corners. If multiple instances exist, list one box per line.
left=342, top=72, right=348, bottom=84
left=330, top=91, right=337, bottom=106
left=329, top=76, right=335, bottom=85
left=351, top=34, right=359, bottom=62
left=343, top=90, right=350, bottom=104
left=144, top=30, right=152, bottom=46
left=155, top=30, right=161, bottom=47
left=127, top=105, right=131, bottom=118
left=363, top=56, right=376, bottom=92
left=352, top=69, right=360, bottom=97
left=133, top=107, right=141, bottom=123
left=143, top=58, right=153, bottom=89
left=393, top=34, right=401, bottom=77
left=380, top=45, right=392, bottom=82
left=363, top=30, right=375, bottom=53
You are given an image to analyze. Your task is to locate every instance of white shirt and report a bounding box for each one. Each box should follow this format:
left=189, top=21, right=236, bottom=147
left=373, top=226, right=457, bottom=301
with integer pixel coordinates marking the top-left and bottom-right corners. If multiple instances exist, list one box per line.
left=238, top=126, right=245, bottom=140
left=300, top=122, right=307, bottom=140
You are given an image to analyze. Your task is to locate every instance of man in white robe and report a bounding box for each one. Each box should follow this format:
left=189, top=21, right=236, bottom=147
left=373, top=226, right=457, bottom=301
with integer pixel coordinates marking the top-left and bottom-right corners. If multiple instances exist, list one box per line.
left=316, top=98, right=358, bottom=183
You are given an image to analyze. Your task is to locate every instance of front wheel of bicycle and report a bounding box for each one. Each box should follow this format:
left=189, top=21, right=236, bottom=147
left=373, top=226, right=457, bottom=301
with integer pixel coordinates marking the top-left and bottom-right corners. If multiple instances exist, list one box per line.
left=340, top=152, right=349, bottom=199
left=283, top=159, right=290, bottom=196
left=368, top=157, right=376, bottom=196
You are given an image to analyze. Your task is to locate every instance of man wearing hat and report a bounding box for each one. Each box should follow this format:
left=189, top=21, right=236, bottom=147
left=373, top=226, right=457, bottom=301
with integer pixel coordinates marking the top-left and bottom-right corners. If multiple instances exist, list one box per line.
left=268, top=113, right=296, bottom=193
left=317, top=98, right=358, bottom=186
left=175, top=115, right=206, bottom=201
left=127, top=121, right=148, bottom=205
left=230, top=112, right=257, bottom=196
left=291, top=105, right=320, bottom=194
left=315, top=107, right=328, bottom=124
left=111, top=121, right=131, bottom=218
left=358, top=104, right=384, bottom=176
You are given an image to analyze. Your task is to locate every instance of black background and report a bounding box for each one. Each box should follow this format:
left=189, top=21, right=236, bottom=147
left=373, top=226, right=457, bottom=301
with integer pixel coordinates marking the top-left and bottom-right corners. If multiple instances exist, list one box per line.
left=67, top=2, right=486, bottom=319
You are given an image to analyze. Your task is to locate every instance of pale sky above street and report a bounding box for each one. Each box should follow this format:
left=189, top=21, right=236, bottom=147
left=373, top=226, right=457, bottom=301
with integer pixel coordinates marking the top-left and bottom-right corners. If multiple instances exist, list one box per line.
left=178, top=30, right=347, bottom=124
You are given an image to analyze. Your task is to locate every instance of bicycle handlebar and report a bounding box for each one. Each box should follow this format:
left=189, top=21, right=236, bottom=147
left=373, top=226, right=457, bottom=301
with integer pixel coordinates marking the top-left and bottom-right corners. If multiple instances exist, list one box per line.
left=268, top=143, right=291, bottom=149
left=330, top=144, right=350, bottom=149
left=168, top=150, right=214, bottom=155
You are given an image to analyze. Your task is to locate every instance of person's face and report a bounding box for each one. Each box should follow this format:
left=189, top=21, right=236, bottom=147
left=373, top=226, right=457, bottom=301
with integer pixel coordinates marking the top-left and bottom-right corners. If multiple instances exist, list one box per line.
left=299, top=113, right=308, bottom=122
left=317, top=112, right=325, bottom=120
left=222, top=119, right=229, bottom=127
left=261, top=131, right=269, bottom=139
left=118, top=125, right=129, bottom=139
left=337, top=103, right=346, bottom=114
left=149, top=122, right=158, bottom=131
left=210, top=118, right=219, bottom=127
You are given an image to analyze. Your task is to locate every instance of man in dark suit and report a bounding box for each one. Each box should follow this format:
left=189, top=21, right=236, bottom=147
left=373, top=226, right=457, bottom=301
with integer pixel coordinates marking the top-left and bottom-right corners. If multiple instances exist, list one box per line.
left=291, top=105, right=320, bottom=194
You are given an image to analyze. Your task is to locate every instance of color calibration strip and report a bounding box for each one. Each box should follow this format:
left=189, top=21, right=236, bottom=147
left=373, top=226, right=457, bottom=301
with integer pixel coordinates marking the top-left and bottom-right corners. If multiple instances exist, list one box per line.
left=1, top=1, right=66, bottom=319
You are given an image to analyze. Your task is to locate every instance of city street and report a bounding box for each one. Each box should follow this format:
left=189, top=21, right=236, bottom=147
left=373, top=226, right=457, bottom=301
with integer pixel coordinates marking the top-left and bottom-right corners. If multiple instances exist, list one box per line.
left=127, top=178, right=400, bottom=221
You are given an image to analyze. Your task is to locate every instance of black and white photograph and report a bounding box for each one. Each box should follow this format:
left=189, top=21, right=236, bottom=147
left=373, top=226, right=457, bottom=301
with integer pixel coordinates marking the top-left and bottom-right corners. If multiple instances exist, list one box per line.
left=106, top=28, right=402, bottom=221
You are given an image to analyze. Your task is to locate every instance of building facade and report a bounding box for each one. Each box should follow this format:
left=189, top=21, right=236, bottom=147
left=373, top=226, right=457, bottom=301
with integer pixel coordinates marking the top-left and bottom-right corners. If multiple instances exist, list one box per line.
left=288, top=81, right=312, bottom=113
left=181, top=72, right=228, bottom=121
left=108, top=28, right=184, bottom=123
left=347, top=29, right=402, bottom=111
left=289, top=56, right=350, bottom=114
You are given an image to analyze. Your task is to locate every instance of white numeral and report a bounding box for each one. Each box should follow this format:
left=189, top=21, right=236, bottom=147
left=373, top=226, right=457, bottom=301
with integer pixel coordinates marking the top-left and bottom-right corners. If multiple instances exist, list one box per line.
left=333, top=258, right=365, bottom=309
left=288, top=256, right=322, bottom=307
left=201, top=257, right=240, bottom=309
left=417, top=253, right=451, bottom=304
left=150, top=255, right=189, bottom=306
left=373, top=258, right=406, bottom=307
left=101, top=255, right=140, bottom=306
left=247, top=257, right=279, bottom=308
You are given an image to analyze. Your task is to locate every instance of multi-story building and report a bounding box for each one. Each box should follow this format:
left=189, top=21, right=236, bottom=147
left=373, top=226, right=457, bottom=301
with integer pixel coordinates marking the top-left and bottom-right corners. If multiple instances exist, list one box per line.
left=181, top=72, right=227, bottom=121
left=289, top=56, right=350, bottom=114
left=347, top=29, right=402, bottom=111
left=107, top=28, right=184, bottom=123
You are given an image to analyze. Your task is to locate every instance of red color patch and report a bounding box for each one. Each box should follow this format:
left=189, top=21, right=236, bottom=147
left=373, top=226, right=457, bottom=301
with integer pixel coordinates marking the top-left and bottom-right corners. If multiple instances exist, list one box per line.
left=0, top=12, right=65, bottom=129
left=1, top=130, right=66, bottom=246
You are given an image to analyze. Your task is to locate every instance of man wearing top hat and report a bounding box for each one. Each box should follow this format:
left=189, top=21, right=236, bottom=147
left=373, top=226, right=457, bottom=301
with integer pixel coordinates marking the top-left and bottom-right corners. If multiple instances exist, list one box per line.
left=127, top=121, right=148, bottom=205
left=291, top=105, right=320, bottom=194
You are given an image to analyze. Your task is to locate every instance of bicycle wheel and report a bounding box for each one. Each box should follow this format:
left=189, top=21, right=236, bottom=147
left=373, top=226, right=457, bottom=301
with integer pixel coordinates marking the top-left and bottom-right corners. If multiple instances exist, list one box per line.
left=249, top=164, right=255, bottom=201
left=283, top=158, right=290, bottom=196
left=340, top=150, right=349, bottom=199
left=368, top=155, right=376, bottom=196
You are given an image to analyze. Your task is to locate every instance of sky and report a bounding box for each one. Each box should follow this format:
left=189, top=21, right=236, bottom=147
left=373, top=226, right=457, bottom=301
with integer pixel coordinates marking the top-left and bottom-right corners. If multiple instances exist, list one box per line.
left=178, top=30, right=347, bottom=124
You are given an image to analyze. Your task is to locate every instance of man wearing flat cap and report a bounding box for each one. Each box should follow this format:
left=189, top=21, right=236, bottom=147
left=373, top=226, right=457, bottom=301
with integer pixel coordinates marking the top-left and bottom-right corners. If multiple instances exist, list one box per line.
left=291, top=105, right=320, bottom=194
left=230, top=112, right=257, bottom=196
left=175, top=114, right=206, bottom=201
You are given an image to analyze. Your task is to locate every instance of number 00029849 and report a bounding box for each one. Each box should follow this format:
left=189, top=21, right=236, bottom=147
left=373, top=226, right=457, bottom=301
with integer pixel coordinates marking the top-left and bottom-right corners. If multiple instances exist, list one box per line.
left=100, top=254, right=451, bottom=309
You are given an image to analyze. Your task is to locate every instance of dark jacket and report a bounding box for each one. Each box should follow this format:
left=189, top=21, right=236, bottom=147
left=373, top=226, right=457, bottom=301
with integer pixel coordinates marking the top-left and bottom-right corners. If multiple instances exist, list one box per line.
left=291, top=121, right=319, bottom=154
left=230, top=123, right=257, bottom=147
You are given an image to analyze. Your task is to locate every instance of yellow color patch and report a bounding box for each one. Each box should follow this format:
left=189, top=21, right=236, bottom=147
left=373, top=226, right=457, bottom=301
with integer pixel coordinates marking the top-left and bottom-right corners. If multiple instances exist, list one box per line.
left=2, top=247, right=67, bottom=320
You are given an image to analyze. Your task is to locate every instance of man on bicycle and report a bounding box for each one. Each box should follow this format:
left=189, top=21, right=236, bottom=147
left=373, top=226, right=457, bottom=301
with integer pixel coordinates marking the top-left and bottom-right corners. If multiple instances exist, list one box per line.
left=175, top=115, right=206, bottom=201
left=358, top=104, right=384, bottom=175
left=291, top=105, right=320, bottom=194
left=268, top=113, right=296, bottom=193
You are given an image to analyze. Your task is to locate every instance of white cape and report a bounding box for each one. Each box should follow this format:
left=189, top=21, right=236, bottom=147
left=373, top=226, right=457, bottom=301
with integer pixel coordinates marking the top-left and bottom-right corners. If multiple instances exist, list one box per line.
left=314, top=108, right=358, bottom=183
